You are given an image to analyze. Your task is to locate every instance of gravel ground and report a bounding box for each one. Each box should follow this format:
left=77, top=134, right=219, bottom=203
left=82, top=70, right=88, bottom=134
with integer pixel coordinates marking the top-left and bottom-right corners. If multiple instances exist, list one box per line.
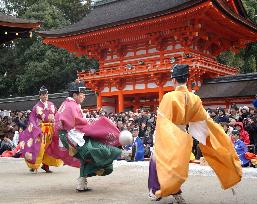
left=0, top=158, right=256, bottom=204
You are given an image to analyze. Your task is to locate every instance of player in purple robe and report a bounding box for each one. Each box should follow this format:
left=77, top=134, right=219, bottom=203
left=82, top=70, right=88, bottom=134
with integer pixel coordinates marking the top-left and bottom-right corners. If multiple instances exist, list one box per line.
left=19, top=86, right=63, bottom=172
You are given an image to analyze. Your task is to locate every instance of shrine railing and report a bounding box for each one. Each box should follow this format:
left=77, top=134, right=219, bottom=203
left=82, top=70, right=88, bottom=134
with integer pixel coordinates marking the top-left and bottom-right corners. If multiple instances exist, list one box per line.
left=78, top=54, right=238, bottom=80
left=191, top=54, right=238, bottom=75
left=78, top=62, right=172, bottom=80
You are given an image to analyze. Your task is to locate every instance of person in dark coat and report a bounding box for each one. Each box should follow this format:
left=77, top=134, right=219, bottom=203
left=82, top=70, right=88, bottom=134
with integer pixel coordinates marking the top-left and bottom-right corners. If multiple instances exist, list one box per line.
left=215, top=108, right=229, bottom=123
left=244, top=118, right=257, bottom=149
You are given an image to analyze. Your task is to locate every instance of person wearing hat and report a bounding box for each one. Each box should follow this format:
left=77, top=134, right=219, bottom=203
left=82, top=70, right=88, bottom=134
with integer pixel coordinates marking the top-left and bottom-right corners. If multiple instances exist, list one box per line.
left=231, top=129, right=250, bottom=167
left=46, top=80, right=132, bottom=192
left=239, top=106, right=250, bottom=122
left=19, top=86, right=63, bottom=173
left=148, top=64, right=242, bottom=203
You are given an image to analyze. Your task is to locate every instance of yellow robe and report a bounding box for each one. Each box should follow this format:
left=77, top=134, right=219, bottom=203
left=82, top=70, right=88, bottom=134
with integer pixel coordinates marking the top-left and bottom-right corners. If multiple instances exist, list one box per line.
left=26, top=123, right=63, bottom=169
left=155, top=85, right=242, bottom=197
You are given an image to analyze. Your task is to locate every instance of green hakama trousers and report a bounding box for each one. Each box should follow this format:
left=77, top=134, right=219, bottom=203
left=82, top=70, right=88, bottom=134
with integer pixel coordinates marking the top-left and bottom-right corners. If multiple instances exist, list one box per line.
left=59, top=131, right=121, bottom=177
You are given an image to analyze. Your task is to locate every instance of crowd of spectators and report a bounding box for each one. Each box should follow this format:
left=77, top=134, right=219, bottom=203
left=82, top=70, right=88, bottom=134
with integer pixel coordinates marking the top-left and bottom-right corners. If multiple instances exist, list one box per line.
left=207, top=105, right=257, bottom=146
left=193, top=105, right=257, bottom=167
left=0, top=110, right=29, bottom=156
left=0, top=104, right=257, bottom=165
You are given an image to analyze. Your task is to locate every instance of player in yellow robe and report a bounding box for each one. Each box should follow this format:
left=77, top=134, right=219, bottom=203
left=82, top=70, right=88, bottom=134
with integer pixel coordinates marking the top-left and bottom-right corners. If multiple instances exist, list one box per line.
left=148, top=64, right=242, bottom=203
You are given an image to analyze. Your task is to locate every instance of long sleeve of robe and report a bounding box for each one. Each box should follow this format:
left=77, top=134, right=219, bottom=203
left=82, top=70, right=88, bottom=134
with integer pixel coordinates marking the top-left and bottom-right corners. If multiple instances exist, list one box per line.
left=154, top=85, right=242, bottom=197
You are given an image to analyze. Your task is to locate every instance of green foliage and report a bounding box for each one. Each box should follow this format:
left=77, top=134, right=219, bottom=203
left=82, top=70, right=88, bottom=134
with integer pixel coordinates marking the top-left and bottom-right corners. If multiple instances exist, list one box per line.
left=1, top=0, right=91, bottom=23
left=242, top=0, right=257, bottom=24
left=22, top=0, right=69, bottom=29
left=0, top=45, right=19, bottom=96
left=16, top=44, right=97, bottom=95
left=217, top=0, right=257, bottom=74
left=241, top=54, right=256, bottom=73
left=0, top=0, right=93, bottom=97
left=48, top=0, right=91, bottom=24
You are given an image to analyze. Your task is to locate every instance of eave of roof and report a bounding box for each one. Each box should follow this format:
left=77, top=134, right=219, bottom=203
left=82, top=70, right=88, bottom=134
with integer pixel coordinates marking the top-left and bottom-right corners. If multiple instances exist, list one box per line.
left=0, top=13, right=41, bottom=44
left=204, top=72, right=257, bottom=84
left=196, top=72, right=257, bottom=99
left=38, top=0, right=257, bottom=38
left=196, top=80, right=257, bottom=98
left=234, top=0, right=248, bottom=18
left=0, top=13, right=41, bottom=28
left=212, top=0, right=257, bottom=33
left=37, top=0, right=205, bottom=37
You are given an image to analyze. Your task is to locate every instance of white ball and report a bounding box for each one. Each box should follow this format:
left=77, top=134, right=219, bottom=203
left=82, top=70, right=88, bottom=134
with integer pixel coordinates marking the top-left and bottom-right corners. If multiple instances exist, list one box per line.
left=119, top=130, right=133, bottom=146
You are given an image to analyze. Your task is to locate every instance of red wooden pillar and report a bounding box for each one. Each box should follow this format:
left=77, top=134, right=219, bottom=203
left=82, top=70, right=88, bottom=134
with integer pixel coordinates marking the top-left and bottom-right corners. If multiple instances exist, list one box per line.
left=97, top=92, right=102, bottom=110
left=118, top=91, right=124, bottom=112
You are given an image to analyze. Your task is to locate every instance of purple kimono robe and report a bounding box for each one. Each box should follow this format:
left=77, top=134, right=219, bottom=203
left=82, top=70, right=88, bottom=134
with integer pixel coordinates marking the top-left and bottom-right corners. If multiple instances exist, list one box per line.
left=19, top=100, right=56, bottom=167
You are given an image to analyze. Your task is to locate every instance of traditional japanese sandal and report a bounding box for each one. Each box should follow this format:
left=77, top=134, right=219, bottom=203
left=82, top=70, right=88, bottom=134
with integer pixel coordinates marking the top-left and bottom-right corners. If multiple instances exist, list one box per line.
left=76, top=188, right=92, bottom=192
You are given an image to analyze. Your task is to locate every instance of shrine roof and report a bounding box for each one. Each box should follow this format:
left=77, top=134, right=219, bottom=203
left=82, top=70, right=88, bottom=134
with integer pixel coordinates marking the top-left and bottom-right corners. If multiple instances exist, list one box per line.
left=38, top=0, right=257, bottom=38
left=0, top=13, right=41, bottom=26
left=0, top=13, right=41, bottom=44
left=233, top=0, right=248, bottom=18
left=196, top=72, right=257, bottom=98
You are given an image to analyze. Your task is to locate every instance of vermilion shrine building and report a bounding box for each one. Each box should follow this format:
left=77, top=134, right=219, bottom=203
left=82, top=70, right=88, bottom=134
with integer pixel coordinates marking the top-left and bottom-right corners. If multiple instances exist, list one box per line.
left=39, top=0, right=257, bottom=112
